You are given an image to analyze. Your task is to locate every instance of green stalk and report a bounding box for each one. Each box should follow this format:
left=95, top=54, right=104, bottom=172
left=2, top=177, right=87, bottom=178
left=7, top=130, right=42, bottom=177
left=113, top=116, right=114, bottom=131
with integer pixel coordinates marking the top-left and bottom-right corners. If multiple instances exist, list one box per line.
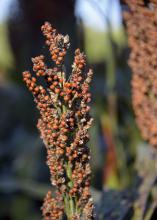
left=64, top=161, right=79, bottom=219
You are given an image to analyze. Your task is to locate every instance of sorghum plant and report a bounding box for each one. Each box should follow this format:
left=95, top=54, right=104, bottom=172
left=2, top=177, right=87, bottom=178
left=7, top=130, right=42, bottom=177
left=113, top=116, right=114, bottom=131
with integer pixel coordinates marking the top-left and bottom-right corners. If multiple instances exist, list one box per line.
left=123, top=0, right=157, bottom=147
left=23, top=22, right=94, bottom=220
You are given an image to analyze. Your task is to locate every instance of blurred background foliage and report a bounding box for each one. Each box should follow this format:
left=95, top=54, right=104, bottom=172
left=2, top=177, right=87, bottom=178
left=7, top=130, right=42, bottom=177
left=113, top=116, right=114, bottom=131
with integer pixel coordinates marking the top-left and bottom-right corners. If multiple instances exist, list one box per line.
left=0, top=0, right=153, bottom=219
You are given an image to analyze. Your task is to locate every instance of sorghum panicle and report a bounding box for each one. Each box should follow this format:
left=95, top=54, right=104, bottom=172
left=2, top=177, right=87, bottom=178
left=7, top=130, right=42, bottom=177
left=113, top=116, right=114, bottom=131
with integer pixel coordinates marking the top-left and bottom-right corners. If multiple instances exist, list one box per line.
left=123, top=0, right=157, bottom=147
left=23, top=22, right=94, bottom=220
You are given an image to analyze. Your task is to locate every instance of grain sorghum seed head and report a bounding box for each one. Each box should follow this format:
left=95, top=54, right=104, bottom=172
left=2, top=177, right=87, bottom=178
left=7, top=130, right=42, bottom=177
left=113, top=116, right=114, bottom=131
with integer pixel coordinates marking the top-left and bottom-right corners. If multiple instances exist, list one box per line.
left=22, top=22, right=95, bottom=220
left=123, top=0, right=157, bottom=148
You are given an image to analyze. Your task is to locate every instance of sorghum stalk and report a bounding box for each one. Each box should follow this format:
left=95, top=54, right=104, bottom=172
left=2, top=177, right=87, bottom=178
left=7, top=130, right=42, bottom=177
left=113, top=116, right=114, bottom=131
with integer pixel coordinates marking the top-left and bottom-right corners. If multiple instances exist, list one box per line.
left=23, top=22, right=94, bottom=220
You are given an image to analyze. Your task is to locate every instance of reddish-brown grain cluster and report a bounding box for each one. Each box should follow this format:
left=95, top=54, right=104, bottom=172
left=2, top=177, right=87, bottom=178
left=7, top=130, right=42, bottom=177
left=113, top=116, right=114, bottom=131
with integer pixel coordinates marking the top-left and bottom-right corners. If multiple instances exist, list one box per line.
left=23, top=22, right=94, bottom=220
left=123, top=0, right=157, bottom=147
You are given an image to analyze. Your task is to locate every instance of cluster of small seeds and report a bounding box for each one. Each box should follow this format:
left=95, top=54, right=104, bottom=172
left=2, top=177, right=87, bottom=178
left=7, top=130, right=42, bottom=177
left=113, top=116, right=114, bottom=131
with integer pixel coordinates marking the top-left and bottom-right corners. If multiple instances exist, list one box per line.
left=51, top=48, right=66, bottom=65
left=123, top=0, right=157, bottom=147
left=32, top=55, right=47, bottom=76
left=41, top=22, right=69, bottom=66
left=23, top=22, right=94, bottom=220
left=42, top=191, right=64, bottom=220
left=74, top=48, right=86, bottom=70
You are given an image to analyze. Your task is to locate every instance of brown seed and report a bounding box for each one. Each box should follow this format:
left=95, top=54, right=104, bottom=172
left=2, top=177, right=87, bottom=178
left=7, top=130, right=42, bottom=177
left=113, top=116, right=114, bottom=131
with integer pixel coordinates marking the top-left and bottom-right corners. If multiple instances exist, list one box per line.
left=50, top=84, right=55, bottom=90
left=53, top=125, right=58, bottom=130
left=62, top=128, right=68, bottom=133
left=65, top=82, right=71, bottom=88
left=59, top=149, right=64, bottom=155
left=54, top=49, right=59, bottom=54
left=59, top=78, right=63, bottom=83
left=75, top=59, right=80, bottom=65
left=77, top=111, right=81, bottom=116
left=64, top=95, right=70, bottom=102
left=62, top=135, right=68, bottom=141
left=69, top=118, right=74, bottom=122
left=78, top=64, right=84, bottom=69
left=59, top=52, right=64, bottom=57
left=45, top=95, right=49, bottom=101
left=58, top=57, right=63, bottom=61
left=78, top=173, right=83, bottom=178
left=56, top=60, right=61, bottom=65
left=71, top=83, right=77, bottom=88
left=54, top=75, right=58, bottom=80
left=66, top=89, right=72, bottom=95
left=80, top=59, right=85, bottom=64
left=53, top=81, right=58, bottom=86
left=78, top=76, right=82, bottom=81
left=26, top=79, right=31, bottom=85
left=47, top=77, right=52, bottom=82
left=38, top=102, right=43, bottom=108
left=45, top=112, right=49, bottom=117
left=47, top=129, right=51, bottom=134
left=73, top=188, right=77, bottom=193
left=52, top=133, right=57, bottom=138
left=34, top=87, right=39, bottom=92
left=61, top=121, right=66, bottom=126
left=45, top=40, right=50, bottom=45
left=29, top=86, right=33, bottom=91
left=52, top=54, right=57, bottom=60
left=55, top=88, right=60, bottom=94
left=73, top=153, right=77, bottom=158
left=60, top=143, right=65, bottom=148
left=66, top=147, right=71, bottom=153
left=41, top=89, right=46, bottom=94
left=32, top=77, right=36, bottom=82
